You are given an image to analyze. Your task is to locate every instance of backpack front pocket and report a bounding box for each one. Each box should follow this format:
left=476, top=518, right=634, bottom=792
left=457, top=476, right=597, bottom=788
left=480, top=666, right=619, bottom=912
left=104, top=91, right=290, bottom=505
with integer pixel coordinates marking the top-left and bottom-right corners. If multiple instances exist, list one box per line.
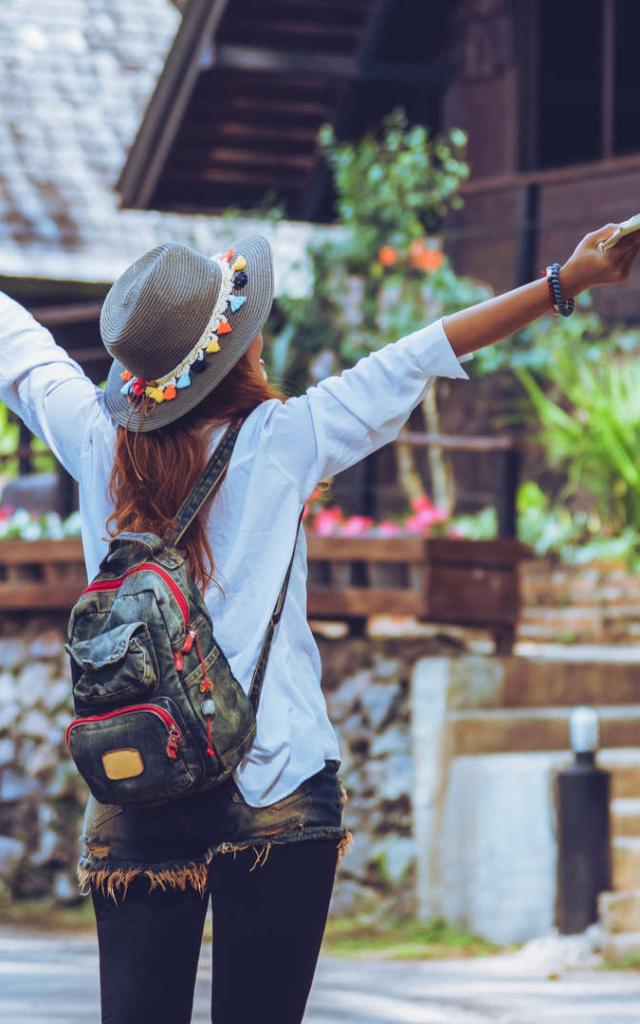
left=66, top=698, right=199, bottom=806
left=67, top=621, right=159, bottom=710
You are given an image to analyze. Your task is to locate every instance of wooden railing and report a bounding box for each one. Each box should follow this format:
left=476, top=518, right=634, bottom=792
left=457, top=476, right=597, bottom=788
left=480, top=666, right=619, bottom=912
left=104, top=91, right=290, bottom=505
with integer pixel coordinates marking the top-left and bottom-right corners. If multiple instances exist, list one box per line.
left=0, top=534, right=529, bottom=652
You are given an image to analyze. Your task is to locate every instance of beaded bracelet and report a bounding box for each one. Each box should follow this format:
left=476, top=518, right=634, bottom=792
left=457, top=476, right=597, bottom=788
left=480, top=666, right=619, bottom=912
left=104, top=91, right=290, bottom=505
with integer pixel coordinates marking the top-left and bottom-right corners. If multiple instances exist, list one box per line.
left=542, top=262, right=575, bottom=317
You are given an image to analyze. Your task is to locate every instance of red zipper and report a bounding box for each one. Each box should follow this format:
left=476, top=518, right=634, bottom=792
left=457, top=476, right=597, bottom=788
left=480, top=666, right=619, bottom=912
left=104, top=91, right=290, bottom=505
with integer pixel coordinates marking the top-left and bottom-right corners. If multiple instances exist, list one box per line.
left=66, top=703, right=182, bottom=760
left=83, top=563, right=189, bottom=626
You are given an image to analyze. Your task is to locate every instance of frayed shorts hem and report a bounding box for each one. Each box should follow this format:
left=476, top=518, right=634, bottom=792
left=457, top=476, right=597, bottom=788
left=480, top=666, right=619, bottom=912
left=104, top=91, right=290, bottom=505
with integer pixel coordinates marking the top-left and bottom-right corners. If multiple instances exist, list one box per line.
left=79, top=826, right=353, bottom=903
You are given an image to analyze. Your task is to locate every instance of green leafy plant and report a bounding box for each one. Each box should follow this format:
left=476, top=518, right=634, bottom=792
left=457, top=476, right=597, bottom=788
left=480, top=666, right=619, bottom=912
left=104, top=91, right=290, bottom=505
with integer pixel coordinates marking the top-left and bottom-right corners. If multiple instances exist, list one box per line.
left=518, top=348, right=640, bottom=536
left=273, top=110, right=490, bottom=513
left=319, top=109, right=469, bottom=269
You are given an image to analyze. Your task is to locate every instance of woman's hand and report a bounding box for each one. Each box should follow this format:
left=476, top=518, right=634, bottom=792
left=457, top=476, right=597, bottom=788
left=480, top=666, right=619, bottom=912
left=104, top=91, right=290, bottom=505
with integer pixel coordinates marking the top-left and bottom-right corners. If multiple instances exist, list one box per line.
left=560, top=223, right=640, bottom=295
left=443, top=220, right=640, bottom=359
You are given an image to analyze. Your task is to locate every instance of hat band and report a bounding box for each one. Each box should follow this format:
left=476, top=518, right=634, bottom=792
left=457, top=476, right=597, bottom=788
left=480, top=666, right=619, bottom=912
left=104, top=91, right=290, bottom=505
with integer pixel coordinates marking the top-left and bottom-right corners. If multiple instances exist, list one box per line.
left=119, top=247, right=248, bottom=405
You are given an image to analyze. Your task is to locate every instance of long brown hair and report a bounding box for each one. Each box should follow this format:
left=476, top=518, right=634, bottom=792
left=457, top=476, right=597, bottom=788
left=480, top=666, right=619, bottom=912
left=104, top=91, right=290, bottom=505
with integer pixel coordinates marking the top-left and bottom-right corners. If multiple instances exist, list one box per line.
left=107, top=350, right=286, bottom=592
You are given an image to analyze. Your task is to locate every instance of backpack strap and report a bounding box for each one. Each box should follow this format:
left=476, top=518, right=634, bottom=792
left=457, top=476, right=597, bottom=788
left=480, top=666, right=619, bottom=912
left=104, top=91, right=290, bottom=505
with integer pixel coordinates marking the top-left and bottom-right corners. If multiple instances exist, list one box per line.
left=165, top=417, right=244, bottom=548
left=165, top=413, right=304, bottom=714
left=247, top=507, right=304, bottom=713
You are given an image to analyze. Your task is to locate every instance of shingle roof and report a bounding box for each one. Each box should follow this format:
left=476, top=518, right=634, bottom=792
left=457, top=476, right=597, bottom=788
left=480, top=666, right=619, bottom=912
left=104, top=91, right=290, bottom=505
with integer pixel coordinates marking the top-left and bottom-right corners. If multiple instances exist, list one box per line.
left=0, top=0, right=316, bottom=294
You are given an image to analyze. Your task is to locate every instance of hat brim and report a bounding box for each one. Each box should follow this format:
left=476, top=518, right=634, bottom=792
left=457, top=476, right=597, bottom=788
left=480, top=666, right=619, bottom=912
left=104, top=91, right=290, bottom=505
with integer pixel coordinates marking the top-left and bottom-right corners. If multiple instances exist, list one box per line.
left=103, top=234, right=274, bottom=433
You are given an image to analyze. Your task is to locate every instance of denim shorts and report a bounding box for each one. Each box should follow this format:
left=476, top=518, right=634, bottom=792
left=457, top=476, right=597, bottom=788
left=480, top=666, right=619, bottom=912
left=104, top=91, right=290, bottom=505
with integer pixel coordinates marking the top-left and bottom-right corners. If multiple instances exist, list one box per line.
left=78, top=759, right=352, bottom=901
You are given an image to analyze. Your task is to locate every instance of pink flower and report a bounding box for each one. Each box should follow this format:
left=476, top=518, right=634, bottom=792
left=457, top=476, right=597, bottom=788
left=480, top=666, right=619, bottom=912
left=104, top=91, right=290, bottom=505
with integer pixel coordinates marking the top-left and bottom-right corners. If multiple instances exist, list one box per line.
left=402, top=505, right=448, bottom=532
left=313, top=506, right=344, bottom=535
left=410, top=495, right=434, bottom=513
left=0, top=505, right=12, bottom=521
left=376, top=520, right=403, bottom=537
left=338, top=515, right=375, bottom=536
left=403, top=513, right=430, bottom=534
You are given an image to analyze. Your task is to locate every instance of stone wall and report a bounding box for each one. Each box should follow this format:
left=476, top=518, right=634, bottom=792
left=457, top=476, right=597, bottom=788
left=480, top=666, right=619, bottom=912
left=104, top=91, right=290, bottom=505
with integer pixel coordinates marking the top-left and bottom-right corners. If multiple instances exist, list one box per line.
left=520, top=560, right=640, bottom=645
left=319, top=635, right=466, bottom=920
left=0, top=612, right=465, bottom=914
left=0, top=616, right=87, bottom=904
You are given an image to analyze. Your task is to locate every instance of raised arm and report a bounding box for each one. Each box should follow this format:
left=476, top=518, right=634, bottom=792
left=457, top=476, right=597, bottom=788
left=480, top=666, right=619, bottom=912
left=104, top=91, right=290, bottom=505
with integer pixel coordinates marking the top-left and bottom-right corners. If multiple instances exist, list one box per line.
left=0, top=292, right=102, bottom=480
left=264, top=222, right=640, bottom=500
left=444, top=223, right=639, bottom=356
left=263, top=317, right=470, bottom=500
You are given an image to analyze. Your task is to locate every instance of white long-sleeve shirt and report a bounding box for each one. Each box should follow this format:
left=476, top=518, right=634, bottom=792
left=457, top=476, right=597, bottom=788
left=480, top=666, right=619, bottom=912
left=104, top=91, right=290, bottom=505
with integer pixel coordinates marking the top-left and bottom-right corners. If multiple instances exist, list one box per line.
left=0, top=291, right=471, bottom=806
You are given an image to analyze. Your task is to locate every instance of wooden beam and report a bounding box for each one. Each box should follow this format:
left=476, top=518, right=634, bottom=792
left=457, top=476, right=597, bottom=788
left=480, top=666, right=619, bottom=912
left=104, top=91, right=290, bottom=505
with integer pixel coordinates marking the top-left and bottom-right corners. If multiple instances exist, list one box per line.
left=30, top=301, right=102, bottom=326
left=307, top=586, right=425, bottom=618
left=189, top=122, right=320, bottom=145
left=602, top=0, right=615, bottom=159
left=167, top=167, right=302, bottom=188
left=228, top=95, right=332, bottom=118
left=213, top=43, right=447, bottom=84
left=298, top=0, right=397, bottom=220
left=309, top=535, right=429, bottom=561
left=117, top=0, right=230, bottom=208
left=215, top=44, right=356, bottom=78
left=398, top=432, right=518, bottom=452
left=458, top=151, right=640, bottom=198
left=172, top=146, right=312, bottom=170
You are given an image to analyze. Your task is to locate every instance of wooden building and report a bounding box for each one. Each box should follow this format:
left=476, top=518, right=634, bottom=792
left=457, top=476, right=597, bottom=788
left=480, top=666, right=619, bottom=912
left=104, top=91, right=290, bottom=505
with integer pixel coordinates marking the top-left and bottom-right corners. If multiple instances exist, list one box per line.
left=119, top=0, right=640, bottom=320
left=3, top=0, right=640, bottom=516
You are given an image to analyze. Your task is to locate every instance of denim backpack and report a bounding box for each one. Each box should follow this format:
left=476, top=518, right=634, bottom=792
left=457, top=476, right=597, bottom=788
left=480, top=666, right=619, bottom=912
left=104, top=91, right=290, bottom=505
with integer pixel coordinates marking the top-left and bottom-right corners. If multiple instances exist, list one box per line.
left=65, top=418, right=302, bottom=807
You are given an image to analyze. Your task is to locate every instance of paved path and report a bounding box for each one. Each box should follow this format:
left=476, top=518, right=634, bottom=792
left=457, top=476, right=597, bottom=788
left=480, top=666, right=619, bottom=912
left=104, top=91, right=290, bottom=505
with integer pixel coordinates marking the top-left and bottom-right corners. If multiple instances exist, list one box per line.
left=1, top=927, right=640, bottom=1023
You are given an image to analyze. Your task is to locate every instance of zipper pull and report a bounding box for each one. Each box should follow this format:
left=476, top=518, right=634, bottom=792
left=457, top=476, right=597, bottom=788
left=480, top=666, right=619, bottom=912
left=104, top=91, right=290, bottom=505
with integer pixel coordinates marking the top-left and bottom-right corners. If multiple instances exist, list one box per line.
left=173, top=650, right=184, bottom=672
left=166, top=727, right=180, bottom=760
left=182, top=628, right=196, bottom=654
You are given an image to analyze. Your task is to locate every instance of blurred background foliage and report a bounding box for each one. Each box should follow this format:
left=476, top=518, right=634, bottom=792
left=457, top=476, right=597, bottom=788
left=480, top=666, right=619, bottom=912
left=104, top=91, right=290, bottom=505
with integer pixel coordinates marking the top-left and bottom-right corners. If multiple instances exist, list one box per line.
left=3, top=107, right=640, bottom=568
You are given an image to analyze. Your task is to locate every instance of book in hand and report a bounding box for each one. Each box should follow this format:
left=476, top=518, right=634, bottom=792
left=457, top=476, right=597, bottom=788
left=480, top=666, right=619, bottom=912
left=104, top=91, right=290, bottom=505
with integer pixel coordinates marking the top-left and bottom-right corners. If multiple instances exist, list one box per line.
left=601, top=213, right=640, bottom=251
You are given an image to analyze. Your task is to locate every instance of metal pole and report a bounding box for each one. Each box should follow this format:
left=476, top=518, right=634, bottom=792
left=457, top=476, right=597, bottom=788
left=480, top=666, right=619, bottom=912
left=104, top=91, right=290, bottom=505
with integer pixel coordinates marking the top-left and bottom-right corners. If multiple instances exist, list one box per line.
left=555, top=708, right=612, bottom=934
left=497, top=446, right=520, bottom=540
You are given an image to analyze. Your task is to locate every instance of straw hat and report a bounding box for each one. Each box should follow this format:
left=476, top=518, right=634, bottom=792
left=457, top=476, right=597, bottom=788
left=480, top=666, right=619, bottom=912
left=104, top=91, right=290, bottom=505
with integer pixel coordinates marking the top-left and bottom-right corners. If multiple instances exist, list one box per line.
left=101, top=234, right=274, bottom=432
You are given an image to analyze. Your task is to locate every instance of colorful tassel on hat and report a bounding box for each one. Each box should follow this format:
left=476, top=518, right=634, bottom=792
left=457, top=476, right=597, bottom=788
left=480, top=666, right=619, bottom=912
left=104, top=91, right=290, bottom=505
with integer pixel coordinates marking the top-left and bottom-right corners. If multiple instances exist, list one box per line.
left=228, top=295, right=247, bottom=313
left=121, top=378, right=133, bottom=395
left=163, top=385, right=177, bottom=401
left=120, top=370, right=133, bottom=382
left=191, top=355, right=207, bottom=373
left=232, top=256, right=247, bottom=272
left=132, top=379, right=146, bottom=397
left=177, top=371, right=191, bottom=388
left=222, top=247, right=236, bottom=263
left=206, top=337, right=220, bottom=353
left=233, top=270, right=248, bottom=289
left=217, top=318, right=232, bottom=335
left=145, top=386, right=165, bottom=403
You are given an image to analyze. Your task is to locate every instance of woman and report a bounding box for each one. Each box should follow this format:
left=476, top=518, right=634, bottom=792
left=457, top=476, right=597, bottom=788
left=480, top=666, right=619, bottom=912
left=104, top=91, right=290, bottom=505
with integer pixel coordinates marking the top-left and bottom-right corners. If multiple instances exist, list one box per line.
left=0, top=224, right=636, bottom=1023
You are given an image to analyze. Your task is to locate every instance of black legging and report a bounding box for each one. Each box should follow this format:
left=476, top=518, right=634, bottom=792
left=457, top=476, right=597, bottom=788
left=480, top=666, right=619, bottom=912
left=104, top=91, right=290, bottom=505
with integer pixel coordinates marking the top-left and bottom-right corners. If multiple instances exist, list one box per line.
left=91, top=838, right=339, bottom=1023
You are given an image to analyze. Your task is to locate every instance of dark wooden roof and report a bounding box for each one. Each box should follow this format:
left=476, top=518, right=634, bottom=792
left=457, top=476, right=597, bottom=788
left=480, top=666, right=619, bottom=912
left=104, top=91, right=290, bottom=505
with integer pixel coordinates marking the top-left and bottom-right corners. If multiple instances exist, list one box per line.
left=118, top=0, right=455, bottom=219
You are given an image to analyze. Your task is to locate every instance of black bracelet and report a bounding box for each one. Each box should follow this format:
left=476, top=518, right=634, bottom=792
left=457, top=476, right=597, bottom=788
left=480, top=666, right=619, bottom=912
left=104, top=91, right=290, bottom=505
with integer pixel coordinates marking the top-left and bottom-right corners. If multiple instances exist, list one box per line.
left=545, top=263, right=575, bottom=317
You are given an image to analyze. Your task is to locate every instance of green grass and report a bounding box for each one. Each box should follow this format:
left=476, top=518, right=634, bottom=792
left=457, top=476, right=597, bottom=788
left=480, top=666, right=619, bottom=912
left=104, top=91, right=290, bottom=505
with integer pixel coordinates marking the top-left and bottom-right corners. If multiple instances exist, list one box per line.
left=601, top=953, right=640, bottom=972
left=0, top=901, right=509, bottom=961
left=321, top=915, right=510, bottom=960
left=0, top=898, right=96, bottom=933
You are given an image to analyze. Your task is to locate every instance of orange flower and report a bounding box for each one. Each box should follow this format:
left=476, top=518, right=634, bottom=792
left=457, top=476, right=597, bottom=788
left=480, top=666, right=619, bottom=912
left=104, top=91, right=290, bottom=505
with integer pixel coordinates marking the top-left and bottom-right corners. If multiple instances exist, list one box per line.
left=409, top=241, right=444, bottom=272
left=378, top=245, right=398, bottom=267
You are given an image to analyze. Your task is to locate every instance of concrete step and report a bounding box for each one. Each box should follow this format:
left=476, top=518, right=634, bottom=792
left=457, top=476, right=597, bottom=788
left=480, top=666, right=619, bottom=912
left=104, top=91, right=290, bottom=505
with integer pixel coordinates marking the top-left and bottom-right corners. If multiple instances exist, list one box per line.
left=611, top=798, right=640, bottom=838
left=600, top=930, right=640, bottom=962
left=599, top=888, right=640, bottom=933
left=501, top=657, right=640, bottom=709
left=448, top=706, right=640, bottom=757
left=600, top=749, right=640, bottom=799
left=612, top=838, right=640, bottom=892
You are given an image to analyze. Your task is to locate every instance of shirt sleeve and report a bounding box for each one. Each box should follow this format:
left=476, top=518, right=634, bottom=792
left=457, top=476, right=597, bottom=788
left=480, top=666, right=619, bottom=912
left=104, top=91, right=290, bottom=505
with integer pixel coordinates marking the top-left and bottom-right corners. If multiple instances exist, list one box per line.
left=263, top=317, right=471, bottom=500
left=0, top=291, right=102, bottom=480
